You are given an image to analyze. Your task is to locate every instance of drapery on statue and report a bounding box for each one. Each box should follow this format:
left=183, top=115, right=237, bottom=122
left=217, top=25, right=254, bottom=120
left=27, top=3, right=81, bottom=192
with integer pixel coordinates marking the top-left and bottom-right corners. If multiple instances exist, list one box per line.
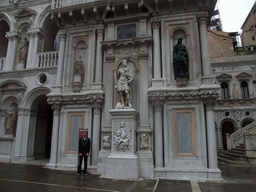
left=75, top=55, right=83, bottom=76
left=18, top=37, right=29, bottom=64
left=114, top=59, right=133, bottom=109
left=4, top=101, right=17, bottom=136
left=173, top=37, right=189, bottom=79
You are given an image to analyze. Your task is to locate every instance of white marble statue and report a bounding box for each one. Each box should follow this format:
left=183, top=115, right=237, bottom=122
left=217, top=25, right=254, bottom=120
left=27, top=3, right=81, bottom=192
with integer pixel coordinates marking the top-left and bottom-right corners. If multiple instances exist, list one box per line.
left=114, top=59, right=133, bottom=109
left=4, top=101, right=17, bottom=136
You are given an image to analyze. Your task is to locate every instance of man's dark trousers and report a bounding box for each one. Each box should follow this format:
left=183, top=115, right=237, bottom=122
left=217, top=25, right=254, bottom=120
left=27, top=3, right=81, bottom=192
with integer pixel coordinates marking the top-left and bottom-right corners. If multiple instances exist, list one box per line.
left=77, top=153, right=88, bottom=174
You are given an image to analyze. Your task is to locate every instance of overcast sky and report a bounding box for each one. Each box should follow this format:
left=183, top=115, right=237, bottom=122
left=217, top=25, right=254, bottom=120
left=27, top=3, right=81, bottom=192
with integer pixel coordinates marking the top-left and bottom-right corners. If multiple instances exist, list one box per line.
left=217, top=0, right=255, bottom=33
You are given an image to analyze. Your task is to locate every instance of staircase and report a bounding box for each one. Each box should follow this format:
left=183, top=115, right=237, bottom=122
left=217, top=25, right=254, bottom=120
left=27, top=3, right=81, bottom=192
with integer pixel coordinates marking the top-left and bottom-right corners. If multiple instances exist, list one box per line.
left=218, top=144, right=250, bottom=166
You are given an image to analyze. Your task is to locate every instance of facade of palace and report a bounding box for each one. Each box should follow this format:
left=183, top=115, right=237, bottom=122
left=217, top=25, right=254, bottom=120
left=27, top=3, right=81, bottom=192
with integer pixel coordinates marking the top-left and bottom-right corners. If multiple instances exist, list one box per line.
left=0, top=0, right=241, bottom=180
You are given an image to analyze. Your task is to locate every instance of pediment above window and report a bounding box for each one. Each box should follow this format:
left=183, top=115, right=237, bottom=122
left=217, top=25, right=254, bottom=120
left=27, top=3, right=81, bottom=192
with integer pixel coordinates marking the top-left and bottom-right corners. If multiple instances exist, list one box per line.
left=14, top=8, right=37, bottom=19
left=236, top=72, right=252, bottom=81
left=216, top=73, right=232, bottom=82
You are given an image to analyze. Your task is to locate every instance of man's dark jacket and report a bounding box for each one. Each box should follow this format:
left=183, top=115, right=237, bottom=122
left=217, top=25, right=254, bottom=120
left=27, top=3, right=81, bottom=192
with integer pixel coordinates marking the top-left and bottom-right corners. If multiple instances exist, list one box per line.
left=78, top=137, right=90, bottom=154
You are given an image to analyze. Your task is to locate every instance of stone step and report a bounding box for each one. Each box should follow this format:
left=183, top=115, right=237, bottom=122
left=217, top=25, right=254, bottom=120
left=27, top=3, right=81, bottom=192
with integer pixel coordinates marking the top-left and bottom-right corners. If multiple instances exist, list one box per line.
left=218, top=156, right=250, bottom=166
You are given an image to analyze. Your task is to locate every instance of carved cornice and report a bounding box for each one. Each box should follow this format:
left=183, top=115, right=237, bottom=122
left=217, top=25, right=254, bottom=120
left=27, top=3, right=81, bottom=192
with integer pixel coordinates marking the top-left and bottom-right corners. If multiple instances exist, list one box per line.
left=47, top=95, right=105, bottom=106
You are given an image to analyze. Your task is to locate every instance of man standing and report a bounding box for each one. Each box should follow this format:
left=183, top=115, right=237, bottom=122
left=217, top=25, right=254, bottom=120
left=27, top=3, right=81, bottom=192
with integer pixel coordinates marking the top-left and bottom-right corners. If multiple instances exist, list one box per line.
left=77, top=131, right=90, bottom=175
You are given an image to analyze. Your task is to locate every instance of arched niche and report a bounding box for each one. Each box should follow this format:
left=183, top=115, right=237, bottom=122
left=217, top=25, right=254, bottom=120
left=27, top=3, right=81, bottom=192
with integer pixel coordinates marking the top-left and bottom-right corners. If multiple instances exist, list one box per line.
left=42, top=14, right=59, bottom=52
left=72, top=39, right=88, bottom=83
left=0, top=20, right=10, bottom=58
left=171, top=28, right=188, bottom=47
left=114, top=59, right=138, bottom=110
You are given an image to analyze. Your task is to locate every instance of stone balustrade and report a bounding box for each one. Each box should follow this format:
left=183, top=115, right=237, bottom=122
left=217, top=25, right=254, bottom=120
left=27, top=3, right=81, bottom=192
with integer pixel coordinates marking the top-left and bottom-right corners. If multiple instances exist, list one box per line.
left=51, top=0, right=95, bottom=8
left=0, top=57, right=5, bottom=71
left=37, top=51, right=58, bottom=68
left=227, top=120, right=256, bottom=150
left=211, top=54, right=256, bottom=64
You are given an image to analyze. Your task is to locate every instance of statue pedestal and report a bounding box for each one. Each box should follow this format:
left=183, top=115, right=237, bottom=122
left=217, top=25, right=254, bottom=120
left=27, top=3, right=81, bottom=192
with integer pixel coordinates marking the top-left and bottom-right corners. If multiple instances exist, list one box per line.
left=106, top=109, right=139, bottom=179
left=72, top=75, right=82, bottom=92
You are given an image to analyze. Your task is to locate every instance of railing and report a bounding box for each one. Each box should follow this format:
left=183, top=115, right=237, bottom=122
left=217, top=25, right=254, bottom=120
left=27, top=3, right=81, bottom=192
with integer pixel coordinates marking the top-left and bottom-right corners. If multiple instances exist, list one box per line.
left=211, top=54, right=256, bottom=63
left=51, top=0, right=95, bottom=8
left=37, top=51, right=59, bottom=68
left=0, top=57, right=6, bottom=71
left=227, top=120, right=256, bottom=150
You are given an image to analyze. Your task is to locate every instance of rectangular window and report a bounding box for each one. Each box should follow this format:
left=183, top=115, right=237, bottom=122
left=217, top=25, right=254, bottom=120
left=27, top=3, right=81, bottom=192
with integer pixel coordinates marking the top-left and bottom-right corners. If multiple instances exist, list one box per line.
left=173, top=109, right=196, bottom=157
left=67, top=113, right=85, bottom=153
left=117, top=24, right=136, bottom=39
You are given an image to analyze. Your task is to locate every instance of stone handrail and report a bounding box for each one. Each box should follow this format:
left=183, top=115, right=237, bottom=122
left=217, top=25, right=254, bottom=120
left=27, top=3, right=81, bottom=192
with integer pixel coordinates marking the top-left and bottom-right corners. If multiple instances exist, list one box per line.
left=37, top=51, right=58, bottom=68
left=51, top=0, right=95, bottom=8
left=211, top=55, right=256, bottom=63
left=227, top=120, right=256, bottom=150
left=0, top=57, right=6, bottom=71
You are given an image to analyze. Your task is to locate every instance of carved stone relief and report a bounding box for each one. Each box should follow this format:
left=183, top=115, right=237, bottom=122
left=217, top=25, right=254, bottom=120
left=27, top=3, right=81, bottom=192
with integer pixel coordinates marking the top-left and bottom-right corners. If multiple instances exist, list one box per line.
left=102, top=134, right=111, bottom=149
left=139, top=133, right=149, bottom=150
left=113, top=122, right=132, bottom=152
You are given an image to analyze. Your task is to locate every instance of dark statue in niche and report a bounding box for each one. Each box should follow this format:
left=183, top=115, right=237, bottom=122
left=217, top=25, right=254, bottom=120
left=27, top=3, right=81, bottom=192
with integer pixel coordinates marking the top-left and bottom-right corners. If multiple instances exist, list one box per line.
left=19, top=37, right=29, bottom=64
left=173, top=38, right=189, bottom=79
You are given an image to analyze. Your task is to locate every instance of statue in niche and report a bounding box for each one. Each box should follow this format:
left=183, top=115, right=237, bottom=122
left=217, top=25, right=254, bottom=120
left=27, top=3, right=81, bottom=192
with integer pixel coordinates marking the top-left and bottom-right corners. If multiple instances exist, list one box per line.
left=114, top=59, right=133, bottom=109
left=4, top=101, right=17, bottom=136
left=18, top=37, right=29, bottom=64
left=173, top=37, right=189, bottom=79
left=75, top=55, right=83, bottom=76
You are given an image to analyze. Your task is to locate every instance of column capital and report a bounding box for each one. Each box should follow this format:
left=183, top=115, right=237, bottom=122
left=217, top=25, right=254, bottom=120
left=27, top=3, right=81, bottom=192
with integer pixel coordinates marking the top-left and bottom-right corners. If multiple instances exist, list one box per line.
left=5, top=30, right=22, bottom=40
left=58, top=30, right=67, bottom=41
left=204, top=101, right=215, bottom=111
left=92, top=102, right=102, bottom=114
left=96, top=27, right=104, bottom=36
left=152, top=99, right=164, bottom=112
left=197, top=13, right=209, bottom=26
left=27, top=28, right=44, bottom=38
left=151, top=17, right=161, bottom=29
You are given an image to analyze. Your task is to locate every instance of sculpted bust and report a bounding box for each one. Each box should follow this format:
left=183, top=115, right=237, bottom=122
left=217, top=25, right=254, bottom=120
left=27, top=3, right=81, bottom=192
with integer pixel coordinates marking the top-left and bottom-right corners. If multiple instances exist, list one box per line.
left=114, top=59, right=133, bottom=109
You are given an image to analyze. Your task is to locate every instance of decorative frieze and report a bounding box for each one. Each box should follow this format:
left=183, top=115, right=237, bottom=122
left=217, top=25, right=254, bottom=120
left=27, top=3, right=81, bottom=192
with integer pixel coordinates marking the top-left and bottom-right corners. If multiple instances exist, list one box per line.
left=47, top=95, right=104, bottom=106
left=148, top=91, right=220, bottom=101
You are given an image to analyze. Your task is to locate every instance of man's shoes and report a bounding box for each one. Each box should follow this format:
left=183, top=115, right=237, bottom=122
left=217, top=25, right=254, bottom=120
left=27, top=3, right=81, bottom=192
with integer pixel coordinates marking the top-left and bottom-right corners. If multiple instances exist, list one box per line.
left=77, top=173, right=81, bottom=176
left=84, top=171, right=88, bottom=175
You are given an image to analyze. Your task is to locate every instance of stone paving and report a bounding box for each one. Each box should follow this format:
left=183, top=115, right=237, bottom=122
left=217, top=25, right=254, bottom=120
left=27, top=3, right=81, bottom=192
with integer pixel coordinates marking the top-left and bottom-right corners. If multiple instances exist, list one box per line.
left=0, top=162, right=256, bottom=192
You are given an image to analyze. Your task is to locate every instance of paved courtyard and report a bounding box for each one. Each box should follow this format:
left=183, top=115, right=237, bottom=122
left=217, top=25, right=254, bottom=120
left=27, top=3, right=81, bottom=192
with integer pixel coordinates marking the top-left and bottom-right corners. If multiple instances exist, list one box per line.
left=0, top=162, right=256, bottom=192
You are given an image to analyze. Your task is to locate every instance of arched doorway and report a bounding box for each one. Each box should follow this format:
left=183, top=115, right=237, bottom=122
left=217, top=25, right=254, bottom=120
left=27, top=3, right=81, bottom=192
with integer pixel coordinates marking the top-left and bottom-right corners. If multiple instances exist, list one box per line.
left=33, top=96, right=53, bottom=159
left=222, top=121, right=235, bottom=150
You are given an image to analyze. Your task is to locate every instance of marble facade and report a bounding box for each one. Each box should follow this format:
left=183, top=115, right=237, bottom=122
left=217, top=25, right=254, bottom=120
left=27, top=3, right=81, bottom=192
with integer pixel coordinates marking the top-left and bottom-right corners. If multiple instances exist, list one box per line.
left=0, top=0, right=225, bottom=180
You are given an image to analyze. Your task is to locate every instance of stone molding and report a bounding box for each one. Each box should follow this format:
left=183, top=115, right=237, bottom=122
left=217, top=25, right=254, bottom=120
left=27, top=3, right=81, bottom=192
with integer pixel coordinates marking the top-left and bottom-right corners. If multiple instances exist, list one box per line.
left=47, top=95, right=104, bottom=106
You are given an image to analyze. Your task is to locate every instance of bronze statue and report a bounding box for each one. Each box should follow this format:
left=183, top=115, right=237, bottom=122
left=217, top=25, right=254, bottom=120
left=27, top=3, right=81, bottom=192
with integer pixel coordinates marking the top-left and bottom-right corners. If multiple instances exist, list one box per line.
left=19, top=37, right=29, bottom=64
left=4, top=101, right=17, bottom=136
left=114, top=59, right=133, bottom=109
left=173, top=38, right=189, bottom=79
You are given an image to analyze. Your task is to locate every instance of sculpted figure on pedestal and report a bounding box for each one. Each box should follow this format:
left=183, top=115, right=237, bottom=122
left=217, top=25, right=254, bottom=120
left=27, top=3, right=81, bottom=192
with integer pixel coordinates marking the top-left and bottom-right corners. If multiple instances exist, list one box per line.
left=114, top=59, right=133, bottom=109
left=173, top=38, right=189, bottom=79
left=75, top=55, right=83, bottom=76
left=4, top=102, right=17, bottom=136
left=19, top=37, right=29, bottom=64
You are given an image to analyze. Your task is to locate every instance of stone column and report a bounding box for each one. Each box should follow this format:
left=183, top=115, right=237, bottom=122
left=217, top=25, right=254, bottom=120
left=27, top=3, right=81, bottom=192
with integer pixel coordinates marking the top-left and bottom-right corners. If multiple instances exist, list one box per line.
left=153, top=99, right=164, bottom=168
left=151, top=18, right=161, bottom=80
left=95, top=27, right=104, bottom=84
left=13, top=107, right=31, bottom=162
left=92, top=102, right=102, bottom=166
left=55, top=30, right=67, bottom=90
left=205, top=102, right=218, bottom=169
left=5, top=31, right=21, bottom=71
left=216, top=126, right=223, bottom=149
left=198, top=14, right=211, bottom=76
left=49, top=104, right=60, bottom=165
left=26, top=28, right=44, bottom=68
